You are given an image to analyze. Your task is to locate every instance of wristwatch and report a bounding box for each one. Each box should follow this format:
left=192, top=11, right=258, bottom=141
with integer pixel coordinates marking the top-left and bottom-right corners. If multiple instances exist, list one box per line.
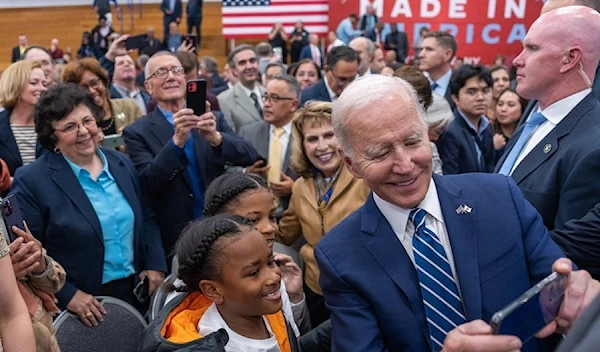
left=210, top=131, right=223, bottom=147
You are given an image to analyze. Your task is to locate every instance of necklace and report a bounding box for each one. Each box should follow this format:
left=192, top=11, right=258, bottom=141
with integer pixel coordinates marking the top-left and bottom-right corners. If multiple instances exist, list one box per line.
left=101, top=117, right=115, bottom=131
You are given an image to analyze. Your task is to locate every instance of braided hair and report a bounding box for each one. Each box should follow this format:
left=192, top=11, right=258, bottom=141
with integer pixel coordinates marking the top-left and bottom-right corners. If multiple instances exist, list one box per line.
left=203, top=173, right=269, bottom=217
left=176, top=214, right=254, bottom=292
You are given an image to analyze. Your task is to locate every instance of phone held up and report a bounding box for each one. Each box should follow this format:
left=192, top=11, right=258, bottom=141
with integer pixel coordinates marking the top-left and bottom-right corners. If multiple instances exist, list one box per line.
left=186, top=79, right=207, bottom=116
left=490, top=272, right=568, bottom=343
left=133, top=276, right=150, bottom=303
left=1, top=195, right=25, bottom=242
left=124, top=34, right=149, bottom=50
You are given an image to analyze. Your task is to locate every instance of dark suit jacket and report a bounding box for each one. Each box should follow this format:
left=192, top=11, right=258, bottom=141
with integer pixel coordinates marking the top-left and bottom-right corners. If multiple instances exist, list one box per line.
left=109, top=85, right=153, bottom=112
left=593, top=64, right=600, bottom=101
left=300, top=79, right=331, bottom=106
left=11, top=46, right=21, bottom=63
left=299, top=45, right=323, bottom=68
left=550, top=201, right=600, bottom=280
left=122, top=108, right=258, bottom=256
left=494, top=93, right=600, bottom=231
left=437, top=111, right=495, bottom=174
left=556, top=294, right=600, bottom=352
left=315, top=173, right=565, bottom=352
left=238, top=121, right=299, bottom=215
left=139, top=38, right=163, bottom=58
left=10, top=149, right=167, bottom=308
left=160, top=0, right=182, bottom=22
left=210, top=84, right=228, bottom=96
left=384, top=31, right=409, bottom=63
left=0, top=109, right=46, bottom=179
left=359, top=14, right=378, bottom=31
left=211, top=72, right=226, bottom=89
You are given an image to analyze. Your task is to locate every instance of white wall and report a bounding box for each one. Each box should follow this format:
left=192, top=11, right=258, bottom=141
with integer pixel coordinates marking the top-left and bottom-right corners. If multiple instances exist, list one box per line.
left=0, top=0, right=220, bottom=9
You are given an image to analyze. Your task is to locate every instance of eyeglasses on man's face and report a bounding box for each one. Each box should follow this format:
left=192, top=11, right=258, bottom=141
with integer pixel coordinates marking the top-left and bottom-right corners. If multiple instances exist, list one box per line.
left=261, top=93, right=295, bottom=103
left=55, top=116, right=97, bottom=135
left=146, top=66, right=185, bottom=80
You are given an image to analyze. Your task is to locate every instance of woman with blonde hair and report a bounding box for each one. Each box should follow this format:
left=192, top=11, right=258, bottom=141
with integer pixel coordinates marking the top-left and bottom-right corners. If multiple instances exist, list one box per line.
left=277, top=101, right=370, bottom=327
left=0, top=60, right=48, bottom=191
left=61, top=58, right=142, bottom=138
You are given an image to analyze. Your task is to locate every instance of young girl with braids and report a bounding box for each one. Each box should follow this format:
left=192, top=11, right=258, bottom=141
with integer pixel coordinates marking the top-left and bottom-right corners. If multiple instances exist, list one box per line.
left=165, top=173, right=310, bottom=336
left=140, top=215, right=310, bottom=352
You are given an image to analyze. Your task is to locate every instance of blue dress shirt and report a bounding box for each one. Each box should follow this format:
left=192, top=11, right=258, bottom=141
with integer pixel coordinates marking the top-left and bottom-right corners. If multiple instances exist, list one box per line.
left=64, top=149, right=135, bottom=284
left=457, top=111, right=490, bottom=166
left=158, top=106, right=205, bottom=218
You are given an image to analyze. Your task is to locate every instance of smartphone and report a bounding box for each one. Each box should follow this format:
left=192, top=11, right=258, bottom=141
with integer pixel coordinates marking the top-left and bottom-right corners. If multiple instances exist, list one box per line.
left=125, top=34, right=148, bottom=50
left=1, top=195, right=25, bottom=242
left=182, top=34, right=198, bottom=52
left=272, top=46, right=283, bottom=61
left=101, top=134, right=125, bottom=149
left=490, top=272, right=568, bottom=343
left=133, top=277, right=150, bottom=303
left=186, top=79, right=207, bottom=116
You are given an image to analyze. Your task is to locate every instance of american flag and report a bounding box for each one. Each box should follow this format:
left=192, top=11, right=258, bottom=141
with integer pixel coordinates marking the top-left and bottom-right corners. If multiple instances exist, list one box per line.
left=222, top=0, right=329, bottom=39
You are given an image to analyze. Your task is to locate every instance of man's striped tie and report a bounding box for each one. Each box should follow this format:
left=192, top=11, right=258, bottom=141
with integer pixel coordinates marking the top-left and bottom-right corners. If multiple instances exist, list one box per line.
left=410, top=208, right=466, bottom=351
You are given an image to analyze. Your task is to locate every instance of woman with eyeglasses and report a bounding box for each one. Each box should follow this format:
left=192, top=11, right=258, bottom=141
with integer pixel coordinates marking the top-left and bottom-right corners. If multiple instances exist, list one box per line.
left=0, top=60, right=48, bottom=196
left=61, top=58, right=142, bottom=139
left=10, top=84, right=167, bottom=325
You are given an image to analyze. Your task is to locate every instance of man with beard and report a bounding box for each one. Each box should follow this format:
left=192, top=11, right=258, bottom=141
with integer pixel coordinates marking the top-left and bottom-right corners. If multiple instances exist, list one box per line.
left=217, top=45, right=265, bottom=132
left=110, top=54, right=151, bottom=114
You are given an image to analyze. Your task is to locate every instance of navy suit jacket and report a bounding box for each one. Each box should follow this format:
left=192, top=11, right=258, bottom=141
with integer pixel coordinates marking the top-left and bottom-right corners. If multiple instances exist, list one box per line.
left=10, top=149, right=167, bottom=308
left=495, top=93, right=600, bottom=231
left=122, top=108, right=258, bottom=256
left=299, top=45, right=323, bottom=68
left=0, top=109, right=46, bottom=184
left=315, top=173, right=565, bottom=351
left=300, top=79, right=331, bottom=106
left=436, top=110, right=495, bottom=174
left=593, top=64, right=600, bottom=101
left=160, top=0, right=182, bottom=22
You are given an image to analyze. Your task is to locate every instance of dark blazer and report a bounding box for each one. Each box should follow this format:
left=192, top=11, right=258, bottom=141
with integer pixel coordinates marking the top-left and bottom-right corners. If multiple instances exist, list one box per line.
left=494, top=93, right=600, bottom=231
left=0, top=109, right=46, bottom=178
left=315, top=173, right=565, bottom=352
left=550, top=201, right=600, bottom=280
left=300, top=79, right=331, bottom=106
left=211, top=72, right=226, bottom=89
left=138, top=38, right=163, bottom=58
left=210, top=84, right=229, bottom=96
left=122, top=108, right=258, bottom=256
left=358, top=14, right=378, bottom=31
left=160, top=0, right=182, bottom=22
left=556, top=294, right=600, bottom=352
left=238, top=121, right=299, bottom=215
left=299, top=45, right=323, bottom=68
left=109, top=85, right=152, bottom=112
left=10, top=149, right=167, bottom=308
left=11, top=46, right=21, bottom=63
left=436, top=110, right=495, bottom=174
left=593, top=64, right=600, bottom=101
left=384, top=31, right=409, bottom=63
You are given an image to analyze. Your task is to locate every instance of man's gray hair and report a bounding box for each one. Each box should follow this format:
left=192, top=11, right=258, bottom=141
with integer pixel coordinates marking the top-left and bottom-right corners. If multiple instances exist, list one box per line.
left=145, top=51, right=179, bottom=79
left=227, top=44, right=256, bottom=68
left=332, top=75, right=427, bottom=158
left=269, top=74, right=301, bottom=101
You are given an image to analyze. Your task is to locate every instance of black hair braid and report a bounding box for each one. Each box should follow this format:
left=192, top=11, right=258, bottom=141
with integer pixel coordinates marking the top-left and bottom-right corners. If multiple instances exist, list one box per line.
left=176, top=214, right=254, bottom=292
left=203, top=173, right=268, bottom=217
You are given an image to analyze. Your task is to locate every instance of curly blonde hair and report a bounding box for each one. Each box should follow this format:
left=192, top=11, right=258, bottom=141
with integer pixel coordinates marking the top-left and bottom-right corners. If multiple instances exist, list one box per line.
left=290, top=101, right=333, bottom=178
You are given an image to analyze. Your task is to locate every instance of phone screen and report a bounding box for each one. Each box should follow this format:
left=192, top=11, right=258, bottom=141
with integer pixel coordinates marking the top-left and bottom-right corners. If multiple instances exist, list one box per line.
left=1, top=195, right=25, bottom=242
left=125, top=34, right=148, bottom=50
left=491, top=272, right=567, bottom=343
left=133, top=277, right=150, bottom=303
left=182, top=35, right=198, bottom=52
left=186, top=79, right=207, bottom=116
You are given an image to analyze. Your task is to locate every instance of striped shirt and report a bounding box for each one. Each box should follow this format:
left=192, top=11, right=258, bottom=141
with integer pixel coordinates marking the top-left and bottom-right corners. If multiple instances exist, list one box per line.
left=10, top=124, right=36, bottom=165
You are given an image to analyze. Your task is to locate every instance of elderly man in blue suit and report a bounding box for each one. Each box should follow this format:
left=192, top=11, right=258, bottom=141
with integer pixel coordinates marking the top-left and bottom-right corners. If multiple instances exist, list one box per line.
left=300, top=46, right=359, bottom=106
left=314, top=74, right=600, bottom=352
left=123, top=51, right=258, bottom=259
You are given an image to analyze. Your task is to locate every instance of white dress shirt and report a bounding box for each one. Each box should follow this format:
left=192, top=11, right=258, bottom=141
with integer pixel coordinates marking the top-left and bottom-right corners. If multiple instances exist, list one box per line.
left=510, top=88, right=591, bottom=174
left=324, top=76, right=337, bottom=102
left=239, top=83, right=264, bottom=110
left=269, top=121, right=292, bottom=165
left=426, top=69, right=453, bottom=97
left=373, top=179, right=462, bottom=297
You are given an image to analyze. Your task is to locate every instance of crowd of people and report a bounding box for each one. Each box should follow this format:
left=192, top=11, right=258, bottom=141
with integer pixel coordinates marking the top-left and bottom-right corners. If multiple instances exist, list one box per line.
left=1, top=0, right=600, bottom=351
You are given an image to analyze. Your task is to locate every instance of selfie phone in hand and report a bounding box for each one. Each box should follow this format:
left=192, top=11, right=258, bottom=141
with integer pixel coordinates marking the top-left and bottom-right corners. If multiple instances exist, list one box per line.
left=182, top=35, right=198, bottom=53
left=124, top=34, right=148, bottom=50
left=186, top=79, right=207, bottom=116
left=490, top=272, right=567, bottom=343
left=133, top=277, right=150, bottom=303
left=1, top=195, right=25, bottom=242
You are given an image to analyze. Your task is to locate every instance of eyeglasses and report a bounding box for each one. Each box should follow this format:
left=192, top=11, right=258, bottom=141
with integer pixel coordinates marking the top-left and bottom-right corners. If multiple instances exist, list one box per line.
left=261, top=94, right=295, bottom=103
left=55, top=116, right=97, bottom=135
left=80, top=78, right=103, bottom=91
left=329, top=69, right=356, bottom=87
left=146, top=66, right=185, bottom=80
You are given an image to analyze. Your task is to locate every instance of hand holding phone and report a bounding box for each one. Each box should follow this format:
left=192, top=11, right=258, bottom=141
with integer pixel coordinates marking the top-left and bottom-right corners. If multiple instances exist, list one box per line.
left=1, top=195, right=25, bottom=242
left=124, top=34, right=148, bottom=50
left=490, top=272, right=567, bottom=343
left=186, top=79, right=207, bottom=116
left=133, top=277, right=150, bottom=303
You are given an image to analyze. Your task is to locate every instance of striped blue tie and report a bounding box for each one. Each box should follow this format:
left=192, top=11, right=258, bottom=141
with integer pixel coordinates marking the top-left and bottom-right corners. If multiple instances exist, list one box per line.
left=410, top=208, right=466, bottom=351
